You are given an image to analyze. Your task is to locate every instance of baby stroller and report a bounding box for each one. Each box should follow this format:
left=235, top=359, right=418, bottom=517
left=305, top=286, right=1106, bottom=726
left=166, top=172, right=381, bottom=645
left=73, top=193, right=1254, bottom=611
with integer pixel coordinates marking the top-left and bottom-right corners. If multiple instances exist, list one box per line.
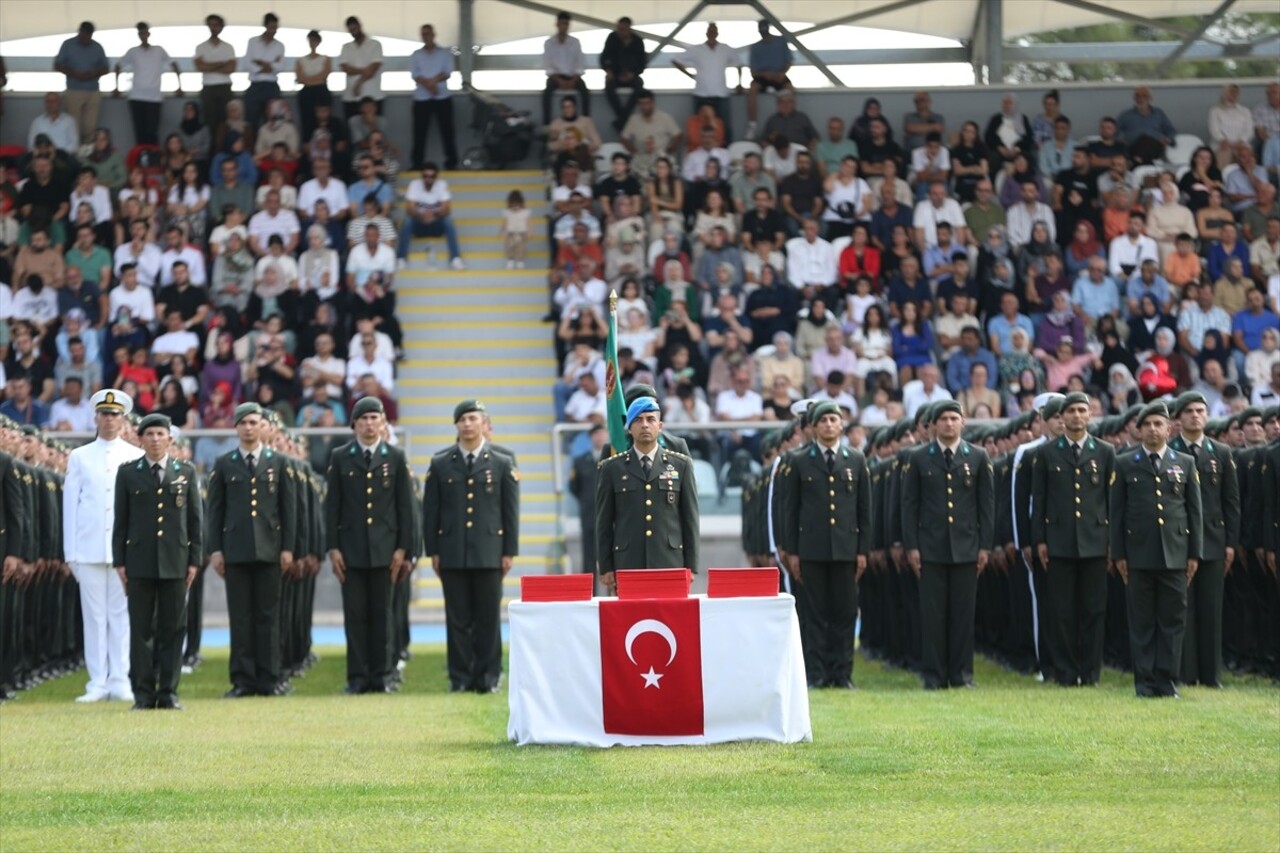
left=462, top=90, right=534, bottom=169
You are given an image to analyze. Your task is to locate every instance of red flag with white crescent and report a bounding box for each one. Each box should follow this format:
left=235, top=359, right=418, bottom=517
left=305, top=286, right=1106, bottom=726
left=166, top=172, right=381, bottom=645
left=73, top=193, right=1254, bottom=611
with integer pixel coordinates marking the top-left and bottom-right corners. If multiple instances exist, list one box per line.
left=600, top=598, right=704, bottom=736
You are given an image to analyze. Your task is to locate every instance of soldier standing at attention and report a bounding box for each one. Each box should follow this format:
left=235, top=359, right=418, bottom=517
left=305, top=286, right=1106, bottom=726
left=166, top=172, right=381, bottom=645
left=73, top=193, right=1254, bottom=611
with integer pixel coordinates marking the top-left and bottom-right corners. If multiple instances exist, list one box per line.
left=326, top=397, right=417, bottom=695
left=596, top=397, right=700, bottom=593
left=113, top=414, right=203, bottom=710
left=1110, top=401, right=1203, bottom=698
left=1169, top=392, right=1240, bottom=688
left=901, top=400, right=995, bottom=690
left=778, top=400, right=871, bottom=689
left=63, top=390, right=144, bottom=704
left=423, top=400, right=520, bottom=694
left=1031, top=392, right=1115, bottom=687
left=206, top=403, right=298, bottom=698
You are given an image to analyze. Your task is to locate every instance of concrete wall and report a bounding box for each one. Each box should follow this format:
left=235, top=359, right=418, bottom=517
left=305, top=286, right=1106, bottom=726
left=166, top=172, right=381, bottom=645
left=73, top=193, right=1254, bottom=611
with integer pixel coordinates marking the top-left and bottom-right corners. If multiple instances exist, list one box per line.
left=2, top=80, right=1272, bottom=170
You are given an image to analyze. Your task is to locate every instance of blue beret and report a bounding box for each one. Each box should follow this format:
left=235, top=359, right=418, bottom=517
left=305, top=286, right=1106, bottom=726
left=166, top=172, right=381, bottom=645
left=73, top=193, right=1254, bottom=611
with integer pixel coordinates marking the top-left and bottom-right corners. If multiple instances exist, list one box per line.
left=624, top=397, right=660, bottom=430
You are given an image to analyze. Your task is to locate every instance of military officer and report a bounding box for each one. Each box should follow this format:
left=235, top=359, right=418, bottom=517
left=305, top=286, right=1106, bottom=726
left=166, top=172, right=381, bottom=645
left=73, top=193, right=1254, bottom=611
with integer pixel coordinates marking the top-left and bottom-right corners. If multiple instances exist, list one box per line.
left=112, top=414, right=203, bottom=710
left=621, top=384, right=691, bottom=457
left=63, top=389, right=144, bottom=703
left=777, top=400, right=871, bottom=689
left=326, top=397, right=417, bottom=695
left=423, top=399, right=520, bottom=693
left=596, top=397, right=700, bottom=593
left=901, top=400, right=995, bottom=690
left=1110, top=401, right=1203, bottom=698
left=1168, top=391, right=1240, bottom=688
left=206, top=403, right=298, bottom=698
left=1031, top=392, right=1115, bottom=687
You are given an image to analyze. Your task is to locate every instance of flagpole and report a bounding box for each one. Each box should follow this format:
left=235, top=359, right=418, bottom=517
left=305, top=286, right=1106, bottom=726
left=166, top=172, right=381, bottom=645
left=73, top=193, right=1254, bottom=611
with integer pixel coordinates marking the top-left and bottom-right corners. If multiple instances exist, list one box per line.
left=604, top=289, right=629, bottom=454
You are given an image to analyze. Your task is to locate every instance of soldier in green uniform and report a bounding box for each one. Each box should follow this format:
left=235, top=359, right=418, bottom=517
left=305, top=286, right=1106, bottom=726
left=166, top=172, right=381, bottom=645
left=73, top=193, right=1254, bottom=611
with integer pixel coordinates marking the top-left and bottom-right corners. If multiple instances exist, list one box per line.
left=423, top=400, right=520, bottom=693
left=0, top=420, right=34, bottom=700
left=777, top=400, right=871, bottom=689
left=206, top=403, right=298, bottom=698
left=1110, top=401, right=1203, bottom=698
left=112, top=414, right=203, bottom=710
left=621, top=384, right=691, bottom=458
left=326, top=397, right=417, bottom=695
left=1169, top=392, right=1241, bottom=687
left=595, top=397, right=700, bottom=593
left=901, top=401, right=995, bottom=690
left=1031, top=392, right=1115, bottom=687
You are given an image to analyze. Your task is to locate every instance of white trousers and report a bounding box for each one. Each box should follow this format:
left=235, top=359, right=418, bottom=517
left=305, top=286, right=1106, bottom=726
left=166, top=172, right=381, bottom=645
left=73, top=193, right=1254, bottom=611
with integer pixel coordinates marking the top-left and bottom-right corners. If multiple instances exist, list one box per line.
left=71, top=562, right=131, bottom=695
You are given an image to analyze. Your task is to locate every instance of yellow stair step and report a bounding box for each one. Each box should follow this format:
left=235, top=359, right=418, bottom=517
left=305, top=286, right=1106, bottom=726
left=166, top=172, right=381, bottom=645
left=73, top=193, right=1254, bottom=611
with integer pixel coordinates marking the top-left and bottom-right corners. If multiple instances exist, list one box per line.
left=397, top=376, right=552, bottom=387
left=401, top=414, right=553, bottom=426
left=401, top=394, right=549, bottom=405
left=397, top=285, right=545, bottom=296
left=408, top=249, right=548, bottom=261
left=395, top=269, right=544, bottom=278
left=402, top=320, right=544, bottom=330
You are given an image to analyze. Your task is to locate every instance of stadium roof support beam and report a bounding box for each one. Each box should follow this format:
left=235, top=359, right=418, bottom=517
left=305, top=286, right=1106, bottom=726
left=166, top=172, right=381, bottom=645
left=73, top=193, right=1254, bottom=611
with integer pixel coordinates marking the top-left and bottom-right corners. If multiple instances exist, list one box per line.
left=984, top=0, right=1004, bottom=84
left=487, top=0, right=673, bottom=45
left=745, top=0, right=844, bottom=87
left=1049, top=0, right=1229, bottom=45
left=1154, top=0, right=1236, bottom=77
left=458, top=0, right=476, bottom=87
left=789, top=0, right=929, bottom=38
left=644, top=0, right=709, bottom=62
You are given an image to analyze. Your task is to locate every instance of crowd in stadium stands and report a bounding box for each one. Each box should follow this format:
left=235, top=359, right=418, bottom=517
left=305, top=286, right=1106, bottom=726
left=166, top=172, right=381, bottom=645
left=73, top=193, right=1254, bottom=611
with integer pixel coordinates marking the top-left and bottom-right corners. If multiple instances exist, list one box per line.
left=546, top=16, right=1280, bottom=468
left=1, top=14, right=467, bottom=469
left=2, top=12, right=1279, bottom=474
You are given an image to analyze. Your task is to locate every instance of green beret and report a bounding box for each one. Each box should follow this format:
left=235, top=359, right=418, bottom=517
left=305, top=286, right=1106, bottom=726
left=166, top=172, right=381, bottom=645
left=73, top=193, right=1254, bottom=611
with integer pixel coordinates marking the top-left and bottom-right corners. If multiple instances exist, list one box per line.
left=1086, top=419, right=1101, bottom=437
left=1042, top=396, right=1067, bottom=420
left=913, top=402, right=934, bottom=427
left=137, top=413, right=172, bottom=434
left=892, top=419, right=912, bottom=441
left=624, top=385, right=659, bottom=406
left=1122, top=404, right=1145, bottom=426
left=1238, top=407, right=1262, bottom=424
left=1263, top=406, right=1279, bottom=424
left=1172, top=391, right=1208, bottom=418
left=351, top=397, right=385, bottom=421
left=932, top=400, right=962, bottom=420
left=234, top=402, right=264, bottom=425
left=1136, top=401, right=1170, bottom=427
left=19, top=425, right=39, bottom=437
left=809, top=400, right=843, bottom=423
left=1062, top=392, right=1090, bottom=412
left=1204, top=418, right=1224, bottom=437
left=453, top=398, right=487, bottom=422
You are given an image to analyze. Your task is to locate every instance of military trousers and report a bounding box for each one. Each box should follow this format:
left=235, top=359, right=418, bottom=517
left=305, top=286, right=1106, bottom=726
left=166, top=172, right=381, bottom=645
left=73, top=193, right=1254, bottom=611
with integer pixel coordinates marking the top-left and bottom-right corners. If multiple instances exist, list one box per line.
left=126, top=576, right=187, bottom=704
left=341, top=565, right=393, bottom=691
left=1181, top=559, right=1225, bottom=686
left=440, top=568, right=503, bottom=692
left=1045, top=556, right=1108, bottom=686
left=184, top=567, right=205, bottom=662
left=797, top=560, right=858, bottom=686
left=225, top=562, right=282, bottom=694
left=919, top=562, right=977, bottom=689
left=1126, top=568, right=1186, bottom=697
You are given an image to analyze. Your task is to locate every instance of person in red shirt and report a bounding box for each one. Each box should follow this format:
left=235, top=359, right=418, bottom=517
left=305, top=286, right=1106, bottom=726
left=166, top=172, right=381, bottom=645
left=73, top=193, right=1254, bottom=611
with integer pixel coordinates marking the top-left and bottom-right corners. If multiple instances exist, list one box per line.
left=116, top=345, right=159, bottom=412
left=838, top=222, right=881, bottom=292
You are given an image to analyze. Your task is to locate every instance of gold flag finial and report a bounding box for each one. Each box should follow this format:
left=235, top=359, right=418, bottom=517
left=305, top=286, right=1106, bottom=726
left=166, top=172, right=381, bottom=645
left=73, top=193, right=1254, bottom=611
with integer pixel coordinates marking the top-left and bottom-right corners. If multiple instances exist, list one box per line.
left=609, top=289, right=618, bottom=314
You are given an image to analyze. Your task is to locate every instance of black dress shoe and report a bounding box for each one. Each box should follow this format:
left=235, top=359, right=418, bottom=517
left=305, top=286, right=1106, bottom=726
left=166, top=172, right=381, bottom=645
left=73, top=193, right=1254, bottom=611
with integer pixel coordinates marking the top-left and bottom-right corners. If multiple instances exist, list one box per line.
left=343, top=684, right=366, bottom=695
left=223, top=686, right=254, bottom=699
left=449, top=684, right=469, bottom=693
left=922, top=681, right=947, bottom=691
left=130, top=700, right=155, bottom=711
left=157, top=698, right=185, bottom=710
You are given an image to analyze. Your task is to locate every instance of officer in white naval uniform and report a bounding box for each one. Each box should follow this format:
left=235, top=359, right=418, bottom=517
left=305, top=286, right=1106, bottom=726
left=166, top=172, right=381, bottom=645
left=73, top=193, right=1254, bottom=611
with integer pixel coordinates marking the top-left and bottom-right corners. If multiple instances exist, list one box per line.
left=63, top=390, right=144, bottom=702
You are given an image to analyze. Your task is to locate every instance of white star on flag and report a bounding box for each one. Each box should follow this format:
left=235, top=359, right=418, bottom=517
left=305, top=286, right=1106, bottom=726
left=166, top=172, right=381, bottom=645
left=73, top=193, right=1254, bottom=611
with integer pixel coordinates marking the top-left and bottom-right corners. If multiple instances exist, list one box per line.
left=641, top=667, right=664, bottom=688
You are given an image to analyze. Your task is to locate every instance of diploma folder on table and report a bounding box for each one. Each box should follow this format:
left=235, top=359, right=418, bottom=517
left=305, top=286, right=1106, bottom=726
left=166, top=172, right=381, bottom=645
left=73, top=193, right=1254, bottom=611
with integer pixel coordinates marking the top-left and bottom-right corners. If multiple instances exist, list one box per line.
left=615, top=569, right=692, bottom=599
left=706, top=568, right=781, bottom=598
left=520, top=574, right=594, bottom=602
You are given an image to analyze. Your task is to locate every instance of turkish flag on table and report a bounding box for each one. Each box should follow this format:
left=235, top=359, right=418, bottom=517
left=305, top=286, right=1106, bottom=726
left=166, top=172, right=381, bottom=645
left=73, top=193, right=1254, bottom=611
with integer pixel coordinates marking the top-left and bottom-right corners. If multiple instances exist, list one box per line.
left=599, top=598, right=704, bottom=736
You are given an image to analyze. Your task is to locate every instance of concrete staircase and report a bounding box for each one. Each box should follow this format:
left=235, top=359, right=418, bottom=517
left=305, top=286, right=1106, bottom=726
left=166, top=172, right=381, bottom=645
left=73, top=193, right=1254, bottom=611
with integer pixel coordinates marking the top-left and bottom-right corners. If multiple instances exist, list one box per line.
left=396, top=169, right=559, bottom=622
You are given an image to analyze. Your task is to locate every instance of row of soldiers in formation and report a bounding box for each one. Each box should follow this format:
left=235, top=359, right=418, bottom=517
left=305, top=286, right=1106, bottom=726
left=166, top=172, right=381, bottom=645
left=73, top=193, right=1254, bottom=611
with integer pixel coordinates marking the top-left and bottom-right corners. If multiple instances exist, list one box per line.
left=742, top=395, right=1280, bottom=696
left=0, top=392, right=522, bottom=708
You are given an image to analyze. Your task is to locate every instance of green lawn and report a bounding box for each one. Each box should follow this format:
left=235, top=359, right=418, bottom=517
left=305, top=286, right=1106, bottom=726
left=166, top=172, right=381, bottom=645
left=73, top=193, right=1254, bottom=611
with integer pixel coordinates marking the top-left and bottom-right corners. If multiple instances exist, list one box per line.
left=2, top=647, right=1278, bottom=852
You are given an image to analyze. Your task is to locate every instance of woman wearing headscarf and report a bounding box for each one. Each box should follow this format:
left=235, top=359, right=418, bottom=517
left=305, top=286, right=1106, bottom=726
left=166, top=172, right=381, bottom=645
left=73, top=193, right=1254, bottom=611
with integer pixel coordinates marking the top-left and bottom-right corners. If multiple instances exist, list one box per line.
left=1145, top=172, right=1197, bottom=261
left=997, top=326, right=1043, bottom=391
left=984, top=93, right=1034, bottom=165
left=997, top=152, right=1044, bottom=209
left=1196, top=329, right=1235, bottom=380
left=1063, top=220, right=1104, bottom=280
left=213, top=98, right=251, bottom=154
left=848, top=97, right=887, bottom=148
left=976, top=225, right=1016, bottom=319
left=1106, top=363, right=1141, bottom=413
left=1016, top=220, right=1059, bottom=283
left=1127, top=292, right=1176, bottom=357
left=1207, top=83, right=1254, bottom=168
left=1036, top=289, right=1085, bottom=354
left=85, top=127, right=127, bottom=191
left=1150, top=326, right=1193, bottom=392
left=176, top=101, right=210, bottom=164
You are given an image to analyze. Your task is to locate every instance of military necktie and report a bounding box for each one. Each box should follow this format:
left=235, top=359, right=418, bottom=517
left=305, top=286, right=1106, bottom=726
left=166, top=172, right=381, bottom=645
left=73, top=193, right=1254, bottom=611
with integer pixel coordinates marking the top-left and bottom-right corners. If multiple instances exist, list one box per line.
left=153, top=462, right=163, bottom=484
left=246, top=453, right=256, bottom=473
left=943, top=447, right=954, bottom=469
left=1189, top=443, right=1199, bottom=461
left=1149, top=452, right=1160, bottom=475
left=1072, top=443, right=1081, bottom=464
left=642, top=455, right=652, bottom=478
left=826, top=449, right=835, bottom=473
left=364, top=448, right=373, bottom=468
left=466, top=452, right=475, bottom=471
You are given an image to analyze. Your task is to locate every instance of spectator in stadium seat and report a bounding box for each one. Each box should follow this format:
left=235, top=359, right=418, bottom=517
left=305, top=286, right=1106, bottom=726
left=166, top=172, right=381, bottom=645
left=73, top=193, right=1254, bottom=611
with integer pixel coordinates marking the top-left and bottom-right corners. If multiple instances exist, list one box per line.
left=949, top=120, right=991, bottom=205
left=809, top=324, right=856, bottom=392
left=1124, top=258, right=1173, bottom=320
left=0, top=376, right=48, bottom=427
left=944, top=324, right=997, bottom=394
left=1070, top=257, right=1122, bottom=334
left=857, top=117, right=904, bottom=180
left=156, top=226, right=206, bottom=288
left=557, top=221, right=604, bottom=273
left=1163, top=232, right=1202, bottom=292
left=553, top=194, right=602, bottom=244
left=900, top=362, right=950, bottom=417
left=746, top=264, right=797, bottom=347
left=297, top=380, right=347, bottom=427
left=867, top=158, right=913, bottom=212
left=706, top=330, right=757, bottom=397
left=1177, top=282, right=1233, bottom=360
left=155, top=260, right=209, bottom=336
left=547, top=97, right=601, bottom=173
left=673, top=23, right=742, bottom=140
left=47, top=376, right=95, bottom=432
left=1224, top=145, right=1268, bottom=214
left=743, top=234, right=785, bottom=290
left=9, top=275, right=59, bottom=339
left=209, top=234, right=254, bottom=313
left=247, top=190, right=300, bottom=257
left=793, top=296, right=840, bottom=362
left=298, top=159, right=348, bottom=225
left=1251, top=214, right=1280, bottom=285
left=815, top=117, right=858, bottom=179
left=564, top=370, right=607, bottom=429
left=1116, top=86, right=1175, bottom=165
left=985, top=93, right=1034, bottom=166
left=868, top=182, right=913, bottom=251
left=934, top=291, right=980, bottom=357
left=693, top=227, right=742, bottom=301
left=838, top=223, right=881, bottom=291
left=729, top=152, right=775, bottom=216
left=1206, top=221, right=1252, bottom=283
left=715, top=366, right=764, bottom=460
left=348, top=195, right=397, bottom=248
left=823, top=156, right=873, bottom=239
left=1209, top=83, right=1254, bottom=168
left=13, top=228, right=65, bottom=292
left=912, top=181, right=967, bottom=250
left=1107, top=211, right=1159, bottom=280
left=345, top=335, right=394, bottom=397
left=346, top=154, right=395, bottom=217
left=693, top=192, right=737, bottom=260
left=620, top=91, right=681, bottom=179
left=761, top=89, right=819, bottom=150
left=741, top=188, right=786, bottom=252
left=955, top=362, right=1001, bottom=417
left=298, top=225, right=342, bottom=315
left=682, top=126, right=732, bottom=185
left=1038, top=115, right=1076, bottom=180
left=210, top=132, right=258, bottom=189
left=1036, top=286, right=1086, bottom=355
left=886, top=256, right=931, bottom=322
left=778, top=151, right=825, bottom=238
left=908, top=132, right=950, bottom=202
left=786, top=218, right=838, bottom=302
left=921, top=223, right=961, bottom=287
left=1006, top=179, right=1056, bottom=251
left=398, top=164, right=463, bottom=269
left=1127, top=293, right=1176, bottom=358
left=209, top=161, right=254, bottom=230
left=987, top=290, right=1035, bottom=356
left=891, top=300, right=935, bottom=385
left=299, top=333, right=347, bottom=401
left=1213, top=256, right=1253, bottom=319
left=934, top=256, right=977, bottom=318
left=1086, top=117, right=1126, bottom=169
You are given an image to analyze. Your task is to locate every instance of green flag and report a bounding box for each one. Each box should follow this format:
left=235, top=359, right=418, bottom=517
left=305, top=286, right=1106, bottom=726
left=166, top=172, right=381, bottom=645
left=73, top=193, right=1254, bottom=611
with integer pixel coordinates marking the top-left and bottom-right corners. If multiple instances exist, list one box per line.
left=604, top=290, right=628, bottom=453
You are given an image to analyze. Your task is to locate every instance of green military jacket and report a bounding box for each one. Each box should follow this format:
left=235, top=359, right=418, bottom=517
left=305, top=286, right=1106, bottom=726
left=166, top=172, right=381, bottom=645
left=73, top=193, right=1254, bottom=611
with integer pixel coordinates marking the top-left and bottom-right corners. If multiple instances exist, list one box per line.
left=1262, top=441, right=1279, bottom=555
left=778, top=441, right=871, bottom=562
left=37, top=467, right=62, bottom=562
left=0, top=453, right=32, bottom=562
left=206, top=446, right=298, bottom=564
left=1109, top=446, right=1204, bottom=569
left=112, top=456, right=204, bottom=578
left=325, top=440, right=416, bottom=568
left=901, top=440, right=996, bottom=565
left=423, top=443, right=520, bottom=570
left=1169, top=435, right=1240, bottom=561
left=1031, top=435, right=1115, bottom=560
left=595, top=446, right=699, bottom=574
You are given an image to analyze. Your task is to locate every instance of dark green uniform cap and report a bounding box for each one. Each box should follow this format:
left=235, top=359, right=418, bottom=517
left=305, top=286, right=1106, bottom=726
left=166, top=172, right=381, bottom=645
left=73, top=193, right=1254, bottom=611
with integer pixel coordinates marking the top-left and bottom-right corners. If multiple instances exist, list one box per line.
left=809, top=400, right=843, bottom=423
left=1122, top=403, right=1145, bottom=428
left=453, top=398, right=487, bottom=422
left=624, top=384, right=659, bottom=406
left=352, top=397, right=385, bottom=420
left=1041, top=396, right=1067, bottom=419
left=137, top=413, right=172, bottom=434
left=1237, top=406, right=1263, bottom=426
left=1136, top=400, right=1171, bottom=427
left=1171, top=391, right=1208, bottom=418
left=233, top=402, right=264, bottom=424
left=1062, top=391, right=1090, bottom=411
left=932, top=400, right=963, bottom=420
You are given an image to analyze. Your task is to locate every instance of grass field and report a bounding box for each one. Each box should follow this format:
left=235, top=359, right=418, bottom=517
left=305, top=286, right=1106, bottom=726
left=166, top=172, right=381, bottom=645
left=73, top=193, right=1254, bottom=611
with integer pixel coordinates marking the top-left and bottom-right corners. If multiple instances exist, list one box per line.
left=2, top=647, right=1278, bottom=852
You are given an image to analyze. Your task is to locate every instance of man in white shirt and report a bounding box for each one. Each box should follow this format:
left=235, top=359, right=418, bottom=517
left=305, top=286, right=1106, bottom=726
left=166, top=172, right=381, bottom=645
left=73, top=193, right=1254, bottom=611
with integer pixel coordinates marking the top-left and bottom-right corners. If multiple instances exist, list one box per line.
left=621, top=91, right=682, bottom=177
left=1108, top=211, right=1160, bottom=280
left=913, top=181, right=968, bottom=249
left=194, top=14, right=236, bottom=133
left=339, top=16, right=384, bottom=121
left=248, top=190, right=301, bottom=257
left=902, top=364, right=954, bottom=417
left=682, top=125, right=732, bottom=184
left=347, top=223, right=398, bottom=289
left=63, top=390, right=145, bottom=703
left=47, top=377, right=96, bottom=432
left=346, top=335, right=395, bottom=394
left=673, top=23, right=744, bottom=140
left=715, top=366, right=765, bottom=458
left=1005, top=178, right=1057, bottom=250
left=300, top=332, right=347, bottom=399
left=158, top=226, right=207, bottom=287
left=113, top=220, right=163, bottom=288
left=349, top=318, right=396, bottom=366
left=298, top=159, right=350, bottom=223
left=9, top=278, right=59, bottom=331
left=244, top=13, right=285, bottom=128
left=410, top=24, right=460, bottom=171
left=114, top=22, right=180, bottom=146
left=27, top=92, right=80, bottom=153
left=397, top=165, right=464, bottom=269
left=109, top=264, right=157, bottom=335
left=151, top=309, right=200, bottom=368
left=542, top=11, right=589, bottom=126
left=564, top=372, right=607, bottom=423
left=786, top=218, right=838, bottom=300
